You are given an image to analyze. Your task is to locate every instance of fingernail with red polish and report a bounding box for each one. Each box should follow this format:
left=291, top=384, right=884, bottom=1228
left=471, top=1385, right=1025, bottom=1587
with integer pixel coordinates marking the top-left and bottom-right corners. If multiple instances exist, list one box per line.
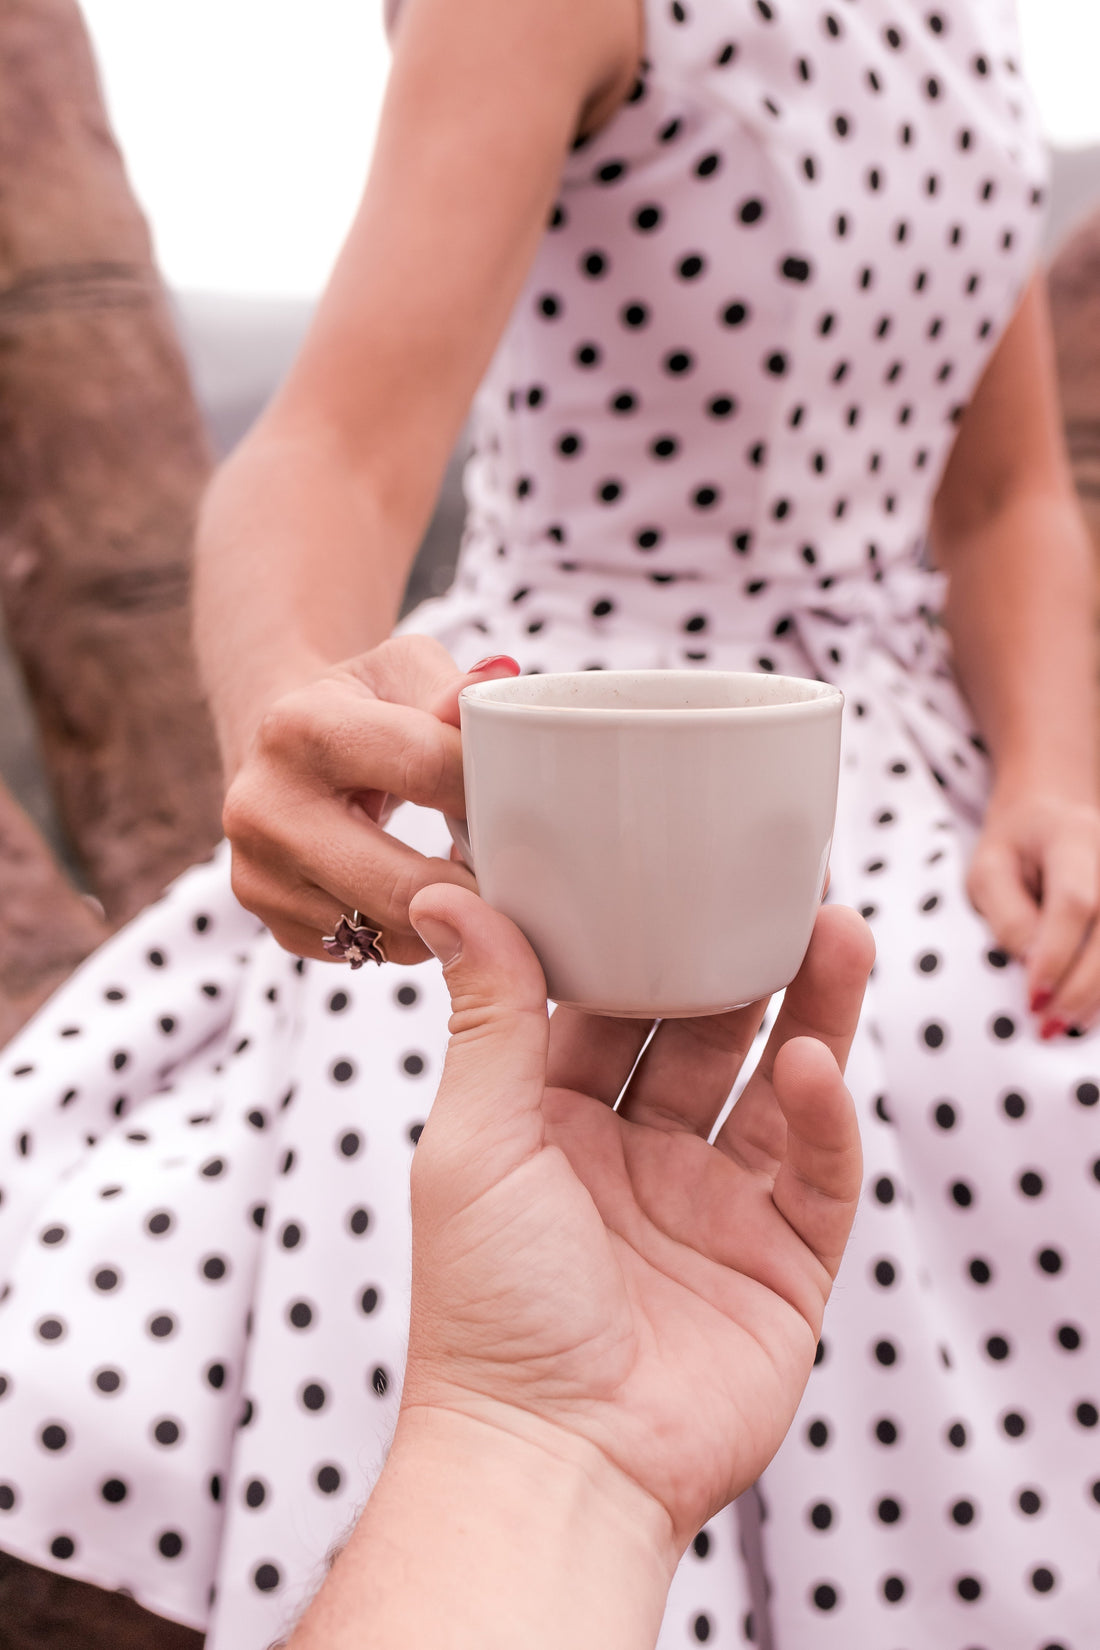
left=1030, top=988, right=1053, bottom=1015
left=1040, top=1018, right=1069, bottom=1041
left=468, top=655, right=521, bottom=676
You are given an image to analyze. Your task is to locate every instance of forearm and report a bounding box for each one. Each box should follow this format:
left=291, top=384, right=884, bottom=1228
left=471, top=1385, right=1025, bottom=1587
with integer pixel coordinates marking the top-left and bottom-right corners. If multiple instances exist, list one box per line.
left=192, top=420, right=418, bottom=776
left=939, top=486, right=1100, bottom=800
left=286, top=1406, right=675, bottom=1650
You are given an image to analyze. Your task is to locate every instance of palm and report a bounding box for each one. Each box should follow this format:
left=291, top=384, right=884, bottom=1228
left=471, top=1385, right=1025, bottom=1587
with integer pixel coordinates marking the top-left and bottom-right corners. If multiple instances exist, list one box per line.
left=537, top=1086, right=834, bottom=1528
left=409, top=903, right=870, bottom=1548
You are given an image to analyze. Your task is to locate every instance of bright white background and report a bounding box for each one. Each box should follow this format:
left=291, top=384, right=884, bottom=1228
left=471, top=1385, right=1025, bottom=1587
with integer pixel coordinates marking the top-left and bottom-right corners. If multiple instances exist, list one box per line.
left=80, top=0, right=1100, bottom=299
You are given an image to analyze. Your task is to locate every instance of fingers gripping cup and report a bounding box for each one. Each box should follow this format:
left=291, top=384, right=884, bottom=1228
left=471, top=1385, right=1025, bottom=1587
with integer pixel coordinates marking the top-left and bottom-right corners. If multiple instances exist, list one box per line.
left=452, top=670, right=843, bottom=1017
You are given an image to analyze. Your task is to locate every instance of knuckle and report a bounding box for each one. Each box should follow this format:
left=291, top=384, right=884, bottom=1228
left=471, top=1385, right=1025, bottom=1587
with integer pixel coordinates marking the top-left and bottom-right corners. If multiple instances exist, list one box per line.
left=372, top=633, right=454, bottom=690
left=964, top=862, right=986, bottom=907
left=267, top=924, right=313, bottom=961
left=400, top=726, right=450, bottom=805
left=254, top=693, right=317, bottom=762
left=228, top=853, right=270, bottom=921
left=1057, top=885, right=1095, bottom=924
left=372, top=855, right=421, bottom=926
left=222, top=773, right=266, bottom=852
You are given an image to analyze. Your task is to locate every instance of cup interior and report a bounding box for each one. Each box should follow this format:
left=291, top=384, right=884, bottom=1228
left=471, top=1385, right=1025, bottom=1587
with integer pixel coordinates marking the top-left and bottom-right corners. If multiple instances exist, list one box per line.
left=461, top=669, right=841, bottom=716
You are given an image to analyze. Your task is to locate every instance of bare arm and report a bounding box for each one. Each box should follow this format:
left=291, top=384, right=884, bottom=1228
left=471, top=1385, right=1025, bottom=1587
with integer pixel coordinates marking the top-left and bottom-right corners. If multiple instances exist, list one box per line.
left=194, top=0, right=641, bottom=774
left=285, top=886, right=871, bottom=1650
left=932, top=272, right=1100, bottom=1027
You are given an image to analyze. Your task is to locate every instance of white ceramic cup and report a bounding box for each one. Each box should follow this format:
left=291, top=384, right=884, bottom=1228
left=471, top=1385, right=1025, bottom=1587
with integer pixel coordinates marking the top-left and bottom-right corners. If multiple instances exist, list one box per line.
left=452, top=669, right=843, bottom=1018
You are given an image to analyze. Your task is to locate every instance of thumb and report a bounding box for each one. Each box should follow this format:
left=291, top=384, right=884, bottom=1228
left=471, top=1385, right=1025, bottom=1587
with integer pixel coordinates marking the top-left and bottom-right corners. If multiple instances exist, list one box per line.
left=429, top=654, right=522, bottom=729
left=409, top=883, right=550, bottom=1179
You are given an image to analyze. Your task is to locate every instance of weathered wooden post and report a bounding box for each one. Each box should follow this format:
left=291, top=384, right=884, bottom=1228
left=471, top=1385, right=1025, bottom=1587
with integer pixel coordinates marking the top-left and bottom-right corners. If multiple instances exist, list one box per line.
left=0, top=0, right=223, bottom=1032
left=1049, top=210, right=1100, bottom=569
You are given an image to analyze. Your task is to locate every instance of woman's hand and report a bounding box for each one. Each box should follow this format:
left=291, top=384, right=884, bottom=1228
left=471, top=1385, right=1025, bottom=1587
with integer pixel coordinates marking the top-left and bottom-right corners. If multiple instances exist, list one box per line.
left=968, top=783, right=1100, bottom=1036
left=222, top=637, right=519, bottom=964
left=402, top=883, right=874, bottom=1553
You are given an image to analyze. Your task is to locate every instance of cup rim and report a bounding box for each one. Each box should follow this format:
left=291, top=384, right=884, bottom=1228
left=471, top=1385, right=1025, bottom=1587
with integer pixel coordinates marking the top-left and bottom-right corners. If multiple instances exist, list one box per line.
left=460, top=668, right=843, bottom=720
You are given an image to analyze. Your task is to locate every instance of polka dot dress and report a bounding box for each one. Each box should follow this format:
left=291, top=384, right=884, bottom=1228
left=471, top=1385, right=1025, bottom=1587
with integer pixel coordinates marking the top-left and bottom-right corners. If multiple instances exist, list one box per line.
left=3, top=3, right=1097, bottom=1646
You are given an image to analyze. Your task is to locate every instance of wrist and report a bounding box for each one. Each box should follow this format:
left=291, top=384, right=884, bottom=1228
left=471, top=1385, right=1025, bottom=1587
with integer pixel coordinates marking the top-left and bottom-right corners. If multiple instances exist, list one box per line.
left=988, top=759, right=1099, bottom=811
left=394, top=1396, right=679, bottom=1581
left=290, top=1400, right=677, bottom=1650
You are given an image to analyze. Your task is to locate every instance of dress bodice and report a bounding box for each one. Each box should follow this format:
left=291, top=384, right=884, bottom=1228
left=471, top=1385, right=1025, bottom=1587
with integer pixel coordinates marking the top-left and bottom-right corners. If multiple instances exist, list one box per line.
left=457, top=0, right=1046, bottom=619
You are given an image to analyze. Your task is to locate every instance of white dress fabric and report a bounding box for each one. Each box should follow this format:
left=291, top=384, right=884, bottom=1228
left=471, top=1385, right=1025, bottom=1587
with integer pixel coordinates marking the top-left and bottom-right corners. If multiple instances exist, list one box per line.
left=3, top=4, right=1099, bottom=1647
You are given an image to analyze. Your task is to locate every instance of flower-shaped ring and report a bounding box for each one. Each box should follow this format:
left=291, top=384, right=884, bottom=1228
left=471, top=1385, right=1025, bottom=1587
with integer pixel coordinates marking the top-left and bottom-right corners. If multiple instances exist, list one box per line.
left=322, top=910, right=387, bottom=968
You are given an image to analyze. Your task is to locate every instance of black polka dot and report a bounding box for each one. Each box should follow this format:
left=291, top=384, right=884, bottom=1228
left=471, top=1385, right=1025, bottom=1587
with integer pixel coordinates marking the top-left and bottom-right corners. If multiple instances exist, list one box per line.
left=253, top=1564, right=281, bottom=1593
left=158, top=1531, right=184, bottom=1558
left=301, top=1382, right=327, bottom=1412
left=41, top=1425, right=67, bottom=1451
left=50, top=1536, right=75, bottom=1560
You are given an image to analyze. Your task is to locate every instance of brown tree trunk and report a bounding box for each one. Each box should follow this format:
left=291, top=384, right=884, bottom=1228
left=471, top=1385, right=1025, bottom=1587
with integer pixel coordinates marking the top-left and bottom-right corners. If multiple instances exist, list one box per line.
left=0, top=785, right=108, bottom=1043
left=1049, top=212, right=1100, bottom=567
left=0, top=0, right=222, bottom=978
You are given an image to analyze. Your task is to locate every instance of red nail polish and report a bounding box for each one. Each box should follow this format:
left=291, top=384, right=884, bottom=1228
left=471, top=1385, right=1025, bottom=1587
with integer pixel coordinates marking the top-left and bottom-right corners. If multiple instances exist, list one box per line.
left=468, top=655, right=520, bottom=675
left=1030, top=988, right=1052, bottom=1015
left=1040, top=1018, right=1068, bottom=1041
